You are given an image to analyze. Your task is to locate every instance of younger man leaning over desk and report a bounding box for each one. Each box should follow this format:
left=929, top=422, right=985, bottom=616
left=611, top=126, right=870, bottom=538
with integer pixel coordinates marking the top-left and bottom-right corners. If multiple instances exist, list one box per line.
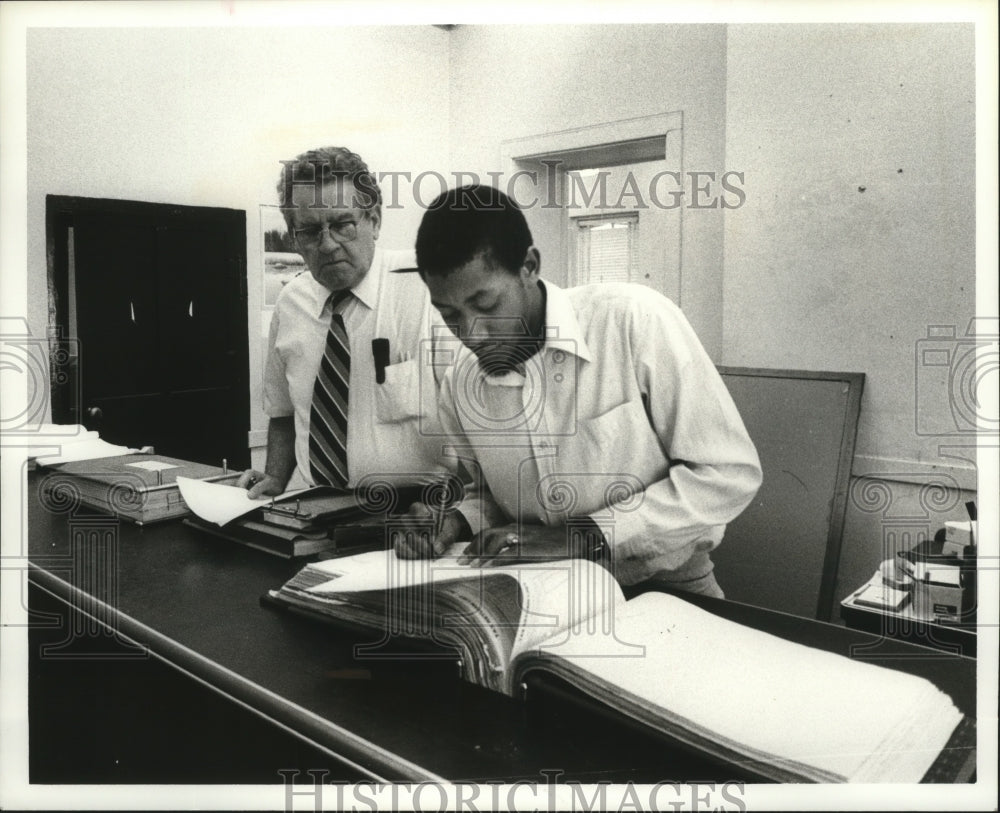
left=393, top=185, right=762, bottom=598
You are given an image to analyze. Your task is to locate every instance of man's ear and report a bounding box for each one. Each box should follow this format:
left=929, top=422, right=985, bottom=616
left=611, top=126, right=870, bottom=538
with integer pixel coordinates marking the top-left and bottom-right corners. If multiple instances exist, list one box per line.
left=520, top=246, right=541, bottom=282
left=368, top=207, right=381, bottom=240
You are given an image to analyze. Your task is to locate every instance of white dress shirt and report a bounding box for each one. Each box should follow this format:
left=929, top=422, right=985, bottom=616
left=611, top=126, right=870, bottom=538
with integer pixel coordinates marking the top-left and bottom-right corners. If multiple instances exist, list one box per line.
left=436, top=280, right=762, bottom=586
left=264, top=249, right=444, bottom=490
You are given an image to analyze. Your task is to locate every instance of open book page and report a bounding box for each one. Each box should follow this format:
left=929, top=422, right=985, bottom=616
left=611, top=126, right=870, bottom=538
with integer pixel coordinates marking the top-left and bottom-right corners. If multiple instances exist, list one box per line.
left=276, top=546, right=516, bottom=689
left=304, top=548, right=614, bottom=601
left=435, top=560, right=621, bottom=691
left=177, top=477, right=314, bottom=526
left=297, top=551, right=620, bottom=692
left=501, top=560, right=625, bottom=668
left=423, top=574, right=523, bottom=689
left=304, top=551, right=619, bottom=653
left=302, top=545, right=471, bottom=593
left=514, top=591, right=962, bottom=783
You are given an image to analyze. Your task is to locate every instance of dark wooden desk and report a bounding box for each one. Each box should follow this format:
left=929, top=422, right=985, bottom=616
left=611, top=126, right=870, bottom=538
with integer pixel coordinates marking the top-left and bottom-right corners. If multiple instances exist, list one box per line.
left=22, top=470, right=976, bottom=784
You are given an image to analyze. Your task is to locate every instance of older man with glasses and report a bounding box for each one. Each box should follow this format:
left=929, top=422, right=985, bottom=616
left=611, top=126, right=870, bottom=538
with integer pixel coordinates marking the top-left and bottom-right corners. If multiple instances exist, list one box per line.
left=237, top=147, right=444, bottom=498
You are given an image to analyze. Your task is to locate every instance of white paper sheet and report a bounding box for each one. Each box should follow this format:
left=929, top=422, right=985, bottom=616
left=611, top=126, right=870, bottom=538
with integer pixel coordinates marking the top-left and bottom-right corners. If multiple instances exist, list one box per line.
left=32, top=437, right=133, bottom=465
left=305, top=546, right=471, bottom=594
left=20, top=423, right=94, bottom=441
left=126, top=460, right=179, bottom=472
left=304, top=547, right=592, bottom=595
left=176, top=476, right=273, bottom=525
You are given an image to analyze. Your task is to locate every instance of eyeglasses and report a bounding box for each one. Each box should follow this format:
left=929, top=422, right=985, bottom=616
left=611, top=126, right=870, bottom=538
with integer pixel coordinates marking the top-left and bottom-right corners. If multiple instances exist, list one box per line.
left=293, top=219, right=359, bottom=247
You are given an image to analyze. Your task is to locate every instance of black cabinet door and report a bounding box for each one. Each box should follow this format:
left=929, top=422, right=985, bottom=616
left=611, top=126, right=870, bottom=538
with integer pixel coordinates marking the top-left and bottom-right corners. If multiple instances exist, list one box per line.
left=56, top=198, right=249, bottom=468
left=153, top=221, right=247, bottom=465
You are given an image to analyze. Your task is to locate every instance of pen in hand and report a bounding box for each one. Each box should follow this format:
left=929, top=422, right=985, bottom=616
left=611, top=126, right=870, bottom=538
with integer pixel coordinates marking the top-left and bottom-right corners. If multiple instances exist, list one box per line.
left=424, top=473, right=464, bottom=557
left=432, top=503, right=446, bottom=546
left=428, top=485, right=454, bottom=555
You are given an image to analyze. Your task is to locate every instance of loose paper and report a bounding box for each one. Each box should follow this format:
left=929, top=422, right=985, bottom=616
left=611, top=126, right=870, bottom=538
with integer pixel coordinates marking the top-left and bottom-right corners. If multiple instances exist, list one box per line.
left=176, top=476, right=272, bottom=525
left=126, top=460, right=180, bottom=472
left=32, top=437, right=133, bottom=465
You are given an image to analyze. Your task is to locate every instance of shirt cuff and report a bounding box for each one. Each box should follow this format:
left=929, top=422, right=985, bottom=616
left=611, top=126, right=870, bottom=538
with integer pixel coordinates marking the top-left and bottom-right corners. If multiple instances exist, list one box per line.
left=588, top=507, right=725, bottom=585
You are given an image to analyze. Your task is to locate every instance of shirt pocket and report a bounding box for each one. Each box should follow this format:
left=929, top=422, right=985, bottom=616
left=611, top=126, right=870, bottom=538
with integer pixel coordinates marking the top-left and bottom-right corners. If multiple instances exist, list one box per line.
left=575, top=399, right=670, bottom=487
left=374, top=358, right=427, bottom=423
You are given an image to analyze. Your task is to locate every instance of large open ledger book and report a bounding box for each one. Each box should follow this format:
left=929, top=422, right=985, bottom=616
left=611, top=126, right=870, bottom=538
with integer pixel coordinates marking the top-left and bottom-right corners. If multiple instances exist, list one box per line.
left=269, top=548, right=965, bottom=783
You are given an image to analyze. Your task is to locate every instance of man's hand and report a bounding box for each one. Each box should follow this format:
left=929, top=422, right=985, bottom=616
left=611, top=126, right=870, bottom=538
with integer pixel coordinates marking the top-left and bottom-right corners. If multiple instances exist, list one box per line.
left=458, top=524, right=585, bottom=567
left=235, top=470, right=286, bottom=499
left=392, top=502, right=469, bottom=559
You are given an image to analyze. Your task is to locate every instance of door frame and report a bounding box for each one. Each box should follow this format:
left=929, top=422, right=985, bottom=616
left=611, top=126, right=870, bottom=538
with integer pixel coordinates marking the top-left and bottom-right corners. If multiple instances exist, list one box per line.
left=500, top=111, right=684, bottom=295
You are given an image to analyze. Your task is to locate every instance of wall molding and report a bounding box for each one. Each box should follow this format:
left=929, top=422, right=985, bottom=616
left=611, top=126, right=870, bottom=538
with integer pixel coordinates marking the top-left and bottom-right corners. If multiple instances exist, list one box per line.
left=851, top=454, right=978, bottom=492
left=499, top=111, right=683, bottom=164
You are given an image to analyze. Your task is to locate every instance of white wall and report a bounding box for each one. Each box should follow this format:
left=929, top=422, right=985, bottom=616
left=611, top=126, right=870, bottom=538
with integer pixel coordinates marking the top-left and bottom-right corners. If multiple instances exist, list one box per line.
left=447, top=24, right=729, bottom=359
left=723, top=24, right=978, bottom=599
left=26, top=25, right=451, bottom=462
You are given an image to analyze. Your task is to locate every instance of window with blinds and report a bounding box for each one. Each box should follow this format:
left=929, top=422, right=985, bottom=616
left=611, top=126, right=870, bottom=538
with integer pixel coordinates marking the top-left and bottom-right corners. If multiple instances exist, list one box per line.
left=572, top=213, right=638, bottom=285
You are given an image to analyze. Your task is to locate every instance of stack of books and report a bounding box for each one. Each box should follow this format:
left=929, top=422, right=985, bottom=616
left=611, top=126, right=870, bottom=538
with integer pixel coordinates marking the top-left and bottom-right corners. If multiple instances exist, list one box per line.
left=182, top=482, right=430, bottom=559
left=39, top=453, right=240, bottom=525
left=184, top=489, right=389, bottom=558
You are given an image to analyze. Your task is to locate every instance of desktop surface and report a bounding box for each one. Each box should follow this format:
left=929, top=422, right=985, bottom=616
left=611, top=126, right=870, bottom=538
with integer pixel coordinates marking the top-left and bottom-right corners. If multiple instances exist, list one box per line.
left=22, top=470, right=975, bottom=784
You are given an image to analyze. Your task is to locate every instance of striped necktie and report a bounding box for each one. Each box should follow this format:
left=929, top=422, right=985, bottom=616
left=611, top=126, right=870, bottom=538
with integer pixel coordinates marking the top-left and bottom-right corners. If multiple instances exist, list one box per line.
left=309, top=289, right=352, bottom=489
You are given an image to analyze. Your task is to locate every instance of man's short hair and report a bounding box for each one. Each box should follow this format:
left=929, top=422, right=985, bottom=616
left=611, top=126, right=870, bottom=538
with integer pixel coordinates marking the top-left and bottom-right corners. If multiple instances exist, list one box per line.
left=276, top=146, right=382, bottom=225
left=416, top=185, right=533, bottom=276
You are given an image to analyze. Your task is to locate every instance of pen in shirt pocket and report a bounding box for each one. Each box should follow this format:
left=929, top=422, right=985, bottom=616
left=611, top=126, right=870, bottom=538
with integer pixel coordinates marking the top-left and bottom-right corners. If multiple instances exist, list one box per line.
left=372, top=338, right=390, bottom=384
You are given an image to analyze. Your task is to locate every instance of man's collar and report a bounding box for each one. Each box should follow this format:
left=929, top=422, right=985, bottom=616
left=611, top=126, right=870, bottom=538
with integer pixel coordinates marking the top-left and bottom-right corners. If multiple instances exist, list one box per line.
left=470, top=280, right=592, bottom=384
left=540, top=280, right=592, bottom=363
left=349, top=252, right=380, bottom=310
left=305, top=250, right=381, bottom=317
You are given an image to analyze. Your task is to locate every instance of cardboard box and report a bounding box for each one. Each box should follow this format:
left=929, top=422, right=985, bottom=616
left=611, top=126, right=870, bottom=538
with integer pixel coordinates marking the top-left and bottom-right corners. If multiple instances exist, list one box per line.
left=943, top=521, right=976, bottom=558
left=913, top=563, right=964, bottom=622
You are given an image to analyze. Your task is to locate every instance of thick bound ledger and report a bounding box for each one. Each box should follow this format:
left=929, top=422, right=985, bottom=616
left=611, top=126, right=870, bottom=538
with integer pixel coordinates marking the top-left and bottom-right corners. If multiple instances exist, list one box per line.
left=184, top=514, right=336, bottom=558
left=183, top=513, right=389, bottom=559
left=39, top=454, right=240, bottom=525
left=268, top=548, right=966, bottom=784
left=180, top=484, right=425, bottom=558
